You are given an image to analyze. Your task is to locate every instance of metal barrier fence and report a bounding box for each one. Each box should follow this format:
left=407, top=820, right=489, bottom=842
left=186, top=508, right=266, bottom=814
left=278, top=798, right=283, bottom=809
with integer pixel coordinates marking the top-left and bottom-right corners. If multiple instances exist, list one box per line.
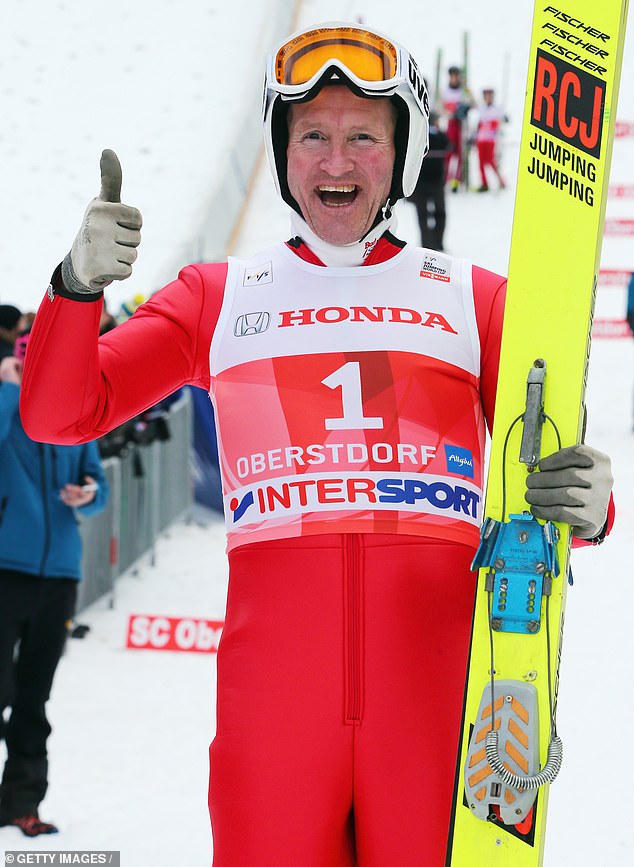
left=76, top=390, right=193, bottom=612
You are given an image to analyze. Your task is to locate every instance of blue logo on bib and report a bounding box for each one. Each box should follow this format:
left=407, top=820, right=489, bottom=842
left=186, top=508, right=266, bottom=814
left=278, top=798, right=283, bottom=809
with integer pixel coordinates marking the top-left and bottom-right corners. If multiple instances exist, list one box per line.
left=231, top=491, right=255, bottom=523
left=444, top=445, right=475, bottom=478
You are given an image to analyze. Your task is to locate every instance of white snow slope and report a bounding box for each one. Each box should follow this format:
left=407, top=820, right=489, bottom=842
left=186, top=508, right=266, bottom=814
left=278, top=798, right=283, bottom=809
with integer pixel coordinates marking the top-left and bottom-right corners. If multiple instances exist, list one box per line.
left=1, top=1, right=633, bottom=866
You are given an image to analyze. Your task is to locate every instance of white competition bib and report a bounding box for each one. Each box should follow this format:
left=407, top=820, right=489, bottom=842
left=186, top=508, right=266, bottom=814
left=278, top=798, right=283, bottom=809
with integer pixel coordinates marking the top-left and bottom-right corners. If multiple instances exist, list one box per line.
left=210, top=242, right=485, bottom=552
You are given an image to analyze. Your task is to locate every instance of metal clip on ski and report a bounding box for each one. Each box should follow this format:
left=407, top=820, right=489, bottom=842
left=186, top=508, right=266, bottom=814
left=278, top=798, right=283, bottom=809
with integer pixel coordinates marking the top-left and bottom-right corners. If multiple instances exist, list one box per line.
left=519, top=358, right=546, bottom=470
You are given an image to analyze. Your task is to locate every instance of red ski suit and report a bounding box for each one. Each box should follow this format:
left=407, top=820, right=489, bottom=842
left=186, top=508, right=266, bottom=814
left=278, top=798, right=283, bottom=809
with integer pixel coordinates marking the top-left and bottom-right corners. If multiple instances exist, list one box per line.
left=20, top=236, right=611, bottom=866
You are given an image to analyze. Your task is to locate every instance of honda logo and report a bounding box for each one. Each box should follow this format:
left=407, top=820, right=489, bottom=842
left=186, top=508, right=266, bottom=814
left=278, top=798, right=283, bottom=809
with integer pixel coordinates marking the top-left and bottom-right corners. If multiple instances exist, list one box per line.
left=234, top=311, right=271, bottom=337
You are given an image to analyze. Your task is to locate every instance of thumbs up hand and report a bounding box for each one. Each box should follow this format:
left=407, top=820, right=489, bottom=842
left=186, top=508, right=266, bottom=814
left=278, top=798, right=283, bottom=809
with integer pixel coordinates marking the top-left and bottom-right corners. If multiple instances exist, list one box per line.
left=62, top=150, right=143, bottom=294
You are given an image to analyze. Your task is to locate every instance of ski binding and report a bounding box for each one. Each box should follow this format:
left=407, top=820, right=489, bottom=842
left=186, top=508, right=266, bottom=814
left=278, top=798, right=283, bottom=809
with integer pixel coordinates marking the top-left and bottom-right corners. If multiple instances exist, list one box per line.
left=471, top=513, right=560, bottom=634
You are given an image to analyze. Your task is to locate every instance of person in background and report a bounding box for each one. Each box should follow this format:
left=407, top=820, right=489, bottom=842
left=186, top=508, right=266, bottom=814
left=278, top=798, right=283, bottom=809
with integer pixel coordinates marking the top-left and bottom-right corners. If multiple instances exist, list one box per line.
left=0, top=306, right=22, bottom=361
left=442, top=65, right=475, bottom=192
left=0, top=333, right=109, bottom=837
left=475, top=87, right=508, bottom=192
left=18, top=312, right=36, bottom=335
left=407, top=109, right=451, bottom=250
left=117, top=292, right=146, bottom=324
left=99, top=299, right=117, bottom=335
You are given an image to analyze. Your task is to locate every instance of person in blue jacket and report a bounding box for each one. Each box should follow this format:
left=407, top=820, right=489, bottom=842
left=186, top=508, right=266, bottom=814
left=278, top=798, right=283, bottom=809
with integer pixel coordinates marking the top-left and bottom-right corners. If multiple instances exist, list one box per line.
left=0, top=333, right=108, bottom=838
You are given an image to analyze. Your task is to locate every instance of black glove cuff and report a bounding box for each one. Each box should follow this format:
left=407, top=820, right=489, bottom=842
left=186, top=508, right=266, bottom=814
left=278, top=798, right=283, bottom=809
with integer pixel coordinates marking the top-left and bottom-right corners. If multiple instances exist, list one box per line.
left=48, top=260, right=104, bottom=302
left=577, top=516, right=609, bottom=546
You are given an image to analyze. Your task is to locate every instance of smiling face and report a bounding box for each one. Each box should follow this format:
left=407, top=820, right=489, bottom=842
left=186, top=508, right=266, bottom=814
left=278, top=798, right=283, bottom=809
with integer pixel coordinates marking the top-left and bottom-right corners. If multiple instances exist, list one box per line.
left=286, top=87, right=396, bottom=246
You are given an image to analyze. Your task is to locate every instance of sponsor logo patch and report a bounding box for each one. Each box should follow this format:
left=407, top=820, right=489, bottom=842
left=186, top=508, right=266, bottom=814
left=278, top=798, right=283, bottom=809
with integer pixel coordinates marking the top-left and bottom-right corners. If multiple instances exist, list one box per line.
left=420, top=255, right=451, bottom=282
left=229, top=491, right=255, bottom=521
left=227, top=472, right=481, bottom=526
left=363, top=238, right=378, bottom=259
left=444, top=445, right=475, bottom=478
left=233, top=311, right=271, bottom=337
left=243, top=261, right=273, bottom=286
left=277, top=306, right=458, bottom=333
left=531, top=49, right=606, bottom=159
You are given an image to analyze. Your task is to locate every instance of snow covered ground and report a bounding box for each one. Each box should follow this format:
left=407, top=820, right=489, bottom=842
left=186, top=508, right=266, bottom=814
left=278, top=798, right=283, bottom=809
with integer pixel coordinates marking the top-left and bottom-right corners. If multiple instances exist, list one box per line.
left=2, top=1, right=634, bottom=865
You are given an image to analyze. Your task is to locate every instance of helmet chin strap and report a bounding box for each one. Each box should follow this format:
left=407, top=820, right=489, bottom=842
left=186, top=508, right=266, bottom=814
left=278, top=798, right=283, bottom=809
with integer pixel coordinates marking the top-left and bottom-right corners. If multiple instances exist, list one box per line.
left=289, top=202, right=399, bottom=267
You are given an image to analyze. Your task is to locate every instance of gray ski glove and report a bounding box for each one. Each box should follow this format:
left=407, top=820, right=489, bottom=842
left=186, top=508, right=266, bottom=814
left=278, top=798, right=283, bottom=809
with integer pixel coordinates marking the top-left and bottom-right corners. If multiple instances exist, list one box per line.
left=524, top=444, right=613, bottom=540
left=61, top=149, right=142, bottom=294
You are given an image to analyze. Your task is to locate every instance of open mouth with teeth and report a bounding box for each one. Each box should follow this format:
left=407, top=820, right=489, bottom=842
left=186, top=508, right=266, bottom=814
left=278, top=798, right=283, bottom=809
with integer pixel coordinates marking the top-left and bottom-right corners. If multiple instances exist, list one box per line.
left=317, top=184, right=359, bottom=206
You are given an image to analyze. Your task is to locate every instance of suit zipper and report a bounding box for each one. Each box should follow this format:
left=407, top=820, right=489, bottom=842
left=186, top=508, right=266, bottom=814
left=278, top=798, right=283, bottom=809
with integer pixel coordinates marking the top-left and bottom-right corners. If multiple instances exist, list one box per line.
left=345, top=534, right=363, bottom=723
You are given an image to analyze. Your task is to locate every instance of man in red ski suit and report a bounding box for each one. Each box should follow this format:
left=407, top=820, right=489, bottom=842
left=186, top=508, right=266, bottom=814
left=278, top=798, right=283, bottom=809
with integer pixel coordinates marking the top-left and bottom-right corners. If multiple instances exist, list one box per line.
left=475, top=87, right=508, bottom=192
left=20, top=22, right=614, bottom=867
left=441, top=66, right=475, bottom=191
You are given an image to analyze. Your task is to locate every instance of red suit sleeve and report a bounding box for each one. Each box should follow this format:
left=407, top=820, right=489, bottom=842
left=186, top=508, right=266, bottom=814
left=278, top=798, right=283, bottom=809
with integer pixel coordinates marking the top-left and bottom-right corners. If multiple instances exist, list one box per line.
left=21, top=263, right=227, bottom=444
left=472, top=264, right=507, bottom=434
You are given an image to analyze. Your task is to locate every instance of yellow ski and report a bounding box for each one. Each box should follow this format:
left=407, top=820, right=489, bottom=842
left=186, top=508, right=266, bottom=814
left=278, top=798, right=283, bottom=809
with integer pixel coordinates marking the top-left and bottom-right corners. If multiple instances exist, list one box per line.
left=446, top=2, right=628, bottom=865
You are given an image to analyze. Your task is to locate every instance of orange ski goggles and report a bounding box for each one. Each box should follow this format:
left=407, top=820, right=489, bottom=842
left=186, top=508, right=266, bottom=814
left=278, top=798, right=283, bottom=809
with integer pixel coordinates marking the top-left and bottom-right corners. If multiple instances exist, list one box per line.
left=270, top=25, right=402, bottom=97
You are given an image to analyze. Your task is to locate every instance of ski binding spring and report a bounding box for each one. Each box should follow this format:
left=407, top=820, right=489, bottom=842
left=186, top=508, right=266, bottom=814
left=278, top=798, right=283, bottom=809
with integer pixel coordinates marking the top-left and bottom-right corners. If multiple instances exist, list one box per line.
left=471, top=513, right=560, bottom=634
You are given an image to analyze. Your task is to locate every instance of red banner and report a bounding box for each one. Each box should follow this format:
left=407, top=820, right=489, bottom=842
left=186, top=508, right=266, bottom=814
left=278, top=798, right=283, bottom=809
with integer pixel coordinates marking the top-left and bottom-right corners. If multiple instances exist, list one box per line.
left=615, top=121, right=634, bottom=138
left=609, top=184, right=634, bottom=199
left=599, top=269, right=632, bottom=286
left=604, top=219, right=634, bottom=236
left=126, top=614, right=224, bottom=653
left=592, top=318, right=633, bottom=339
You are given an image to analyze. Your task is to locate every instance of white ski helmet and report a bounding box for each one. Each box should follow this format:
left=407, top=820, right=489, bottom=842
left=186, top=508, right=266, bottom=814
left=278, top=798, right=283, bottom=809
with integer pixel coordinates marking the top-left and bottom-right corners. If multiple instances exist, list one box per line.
left=263, top=22, right=430, bottom=215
